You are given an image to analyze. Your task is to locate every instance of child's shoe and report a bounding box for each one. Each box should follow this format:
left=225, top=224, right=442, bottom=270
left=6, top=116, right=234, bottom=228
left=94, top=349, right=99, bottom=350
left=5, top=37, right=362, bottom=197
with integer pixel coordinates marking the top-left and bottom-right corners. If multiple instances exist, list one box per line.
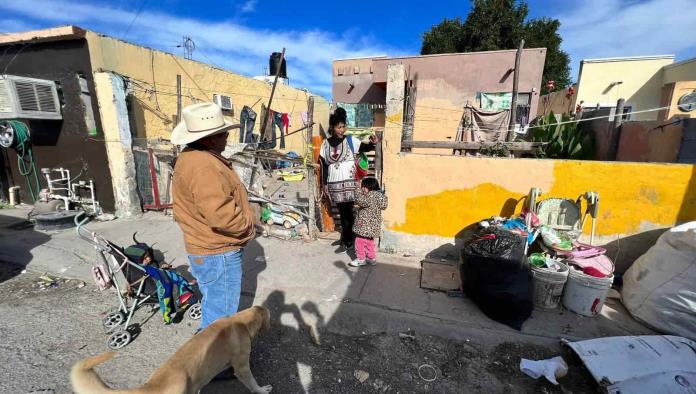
left=349, top=259, right=366, bottom=267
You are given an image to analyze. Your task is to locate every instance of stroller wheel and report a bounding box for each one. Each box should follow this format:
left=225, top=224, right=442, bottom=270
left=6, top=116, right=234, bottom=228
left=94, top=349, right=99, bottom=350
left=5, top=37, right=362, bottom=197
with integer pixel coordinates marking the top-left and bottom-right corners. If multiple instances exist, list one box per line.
left=187, top=303, right=202, bottom=320
left=103, top=311, right=125, bottom=330
left=107, top=330, right=132, bottom=350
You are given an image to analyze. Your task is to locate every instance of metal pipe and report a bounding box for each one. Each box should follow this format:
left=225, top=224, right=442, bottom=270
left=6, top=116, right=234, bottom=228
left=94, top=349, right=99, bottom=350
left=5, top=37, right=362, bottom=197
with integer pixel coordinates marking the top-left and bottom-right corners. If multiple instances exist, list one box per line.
left=44, top=171, right=54, bottom=193
left=8, top=186, right=20, bottom=206
left=89, top=179, right=98, bottom=215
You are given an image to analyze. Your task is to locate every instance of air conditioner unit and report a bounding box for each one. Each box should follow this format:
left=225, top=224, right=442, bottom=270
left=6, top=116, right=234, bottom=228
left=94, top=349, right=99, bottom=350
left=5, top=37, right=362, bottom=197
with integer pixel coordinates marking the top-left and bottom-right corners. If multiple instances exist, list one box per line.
left=0, top=75, right=62, bottom=120
left=213, top=94, right=233, bottom=112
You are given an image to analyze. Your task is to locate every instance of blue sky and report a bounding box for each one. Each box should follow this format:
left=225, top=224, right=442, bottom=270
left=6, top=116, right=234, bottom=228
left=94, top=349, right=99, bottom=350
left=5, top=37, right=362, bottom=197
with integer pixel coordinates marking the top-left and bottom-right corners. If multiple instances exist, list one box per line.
left=1, top=0, right=695, bottom=98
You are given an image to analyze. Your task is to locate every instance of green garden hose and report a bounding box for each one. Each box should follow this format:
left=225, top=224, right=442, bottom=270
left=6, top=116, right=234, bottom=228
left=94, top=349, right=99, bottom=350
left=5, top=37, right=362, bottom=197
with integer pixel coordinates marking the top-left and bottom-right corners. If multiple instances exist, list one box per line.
left=6, top=120, right=41, bottom=202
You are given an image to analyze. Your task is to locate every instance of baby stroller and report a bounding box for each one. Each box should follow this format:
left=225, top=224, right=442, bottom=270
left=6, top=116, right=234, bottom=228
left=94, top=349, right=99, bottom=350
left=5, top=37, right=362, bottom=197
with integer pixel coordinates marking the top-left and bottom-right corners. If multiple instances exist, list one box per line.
left=76, top=219, right=201, bottom=349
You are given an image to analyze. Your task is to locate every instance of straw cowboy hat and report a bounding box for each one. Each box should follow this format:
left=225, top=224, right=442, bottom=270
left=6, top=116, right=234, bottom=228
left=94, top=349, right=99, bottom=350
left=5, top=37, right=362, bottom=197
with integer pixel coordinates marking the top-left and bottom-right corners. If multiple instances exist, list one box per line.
left=171, top=102, right=235, bottom=145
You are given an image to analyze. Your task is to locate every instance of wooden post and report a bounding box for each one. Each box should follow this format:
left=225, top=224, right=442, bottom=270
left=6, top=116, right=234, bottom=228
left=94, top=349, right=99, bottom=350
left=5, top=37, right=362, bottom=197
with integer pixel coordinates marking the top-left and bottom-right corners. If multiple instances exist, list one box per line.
left=507, top=39, right=525, bottom=142
left=306, top=96, right=317, bottom=237
left=385, top=64, right=407, bottom=154
left=259, top=48, right=285, bottom=139
left=609, top=98, right=626, bottom=160
left=176, top=74, right=182, bottom=124
left=375, top=129, right=384, bottom=184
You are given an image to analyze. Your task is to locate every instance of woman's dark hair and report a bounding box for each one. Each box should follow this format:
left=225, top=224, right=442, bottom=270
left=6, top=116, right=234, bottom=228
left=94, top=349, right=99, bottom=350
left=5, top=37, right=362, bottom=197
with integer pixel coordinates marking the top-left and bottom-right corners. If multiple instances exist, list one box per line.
left=361, top=177, right=380, bottom=191
left=329, top=107, right=347, bottom=132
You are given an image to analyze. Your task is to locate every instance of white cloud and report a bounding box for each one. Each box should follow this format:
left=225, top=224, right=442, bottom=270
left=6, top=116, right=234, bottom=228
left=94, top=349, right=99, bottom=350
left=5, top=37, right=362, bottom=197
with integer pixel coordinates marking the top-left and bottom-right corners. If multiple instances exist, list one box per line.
left=0, top=0, right=397, bottom=98
left=239, top=0, right=257, bottom=13
left=557, top=0, right=696, bottom=81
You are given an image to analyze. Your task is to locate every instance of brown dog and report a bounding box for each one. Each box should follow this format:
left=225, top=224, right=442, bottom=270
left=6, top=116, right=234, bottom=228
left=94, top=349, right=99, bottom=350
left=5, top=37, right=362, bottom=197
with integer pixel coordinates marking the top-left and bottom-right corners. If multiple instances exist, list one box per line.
left=71, top=306, right=272, bottom=394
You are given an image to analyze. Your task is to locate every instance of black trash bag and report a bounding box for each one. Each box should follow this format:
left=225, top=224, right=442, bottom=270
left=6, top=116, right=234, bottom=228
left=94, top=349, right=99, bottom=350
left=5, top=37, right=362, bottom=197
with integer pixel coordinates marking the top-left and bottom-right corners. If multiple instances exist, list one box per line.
left=460, top=228, right=533, bottom=330
left=466, top=227, right=527, bottom=262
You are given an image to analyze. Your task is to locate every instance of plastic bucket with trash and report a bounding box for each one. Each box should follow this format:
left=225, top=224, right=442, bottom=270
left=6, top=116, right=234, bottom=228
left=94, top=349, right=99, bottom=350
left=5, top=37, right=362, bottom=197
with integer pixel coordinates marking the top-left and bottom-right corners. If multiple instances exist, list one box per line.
left=562, top=266, right=614, bottom=317
left=529, top=254, right=569, bottom=309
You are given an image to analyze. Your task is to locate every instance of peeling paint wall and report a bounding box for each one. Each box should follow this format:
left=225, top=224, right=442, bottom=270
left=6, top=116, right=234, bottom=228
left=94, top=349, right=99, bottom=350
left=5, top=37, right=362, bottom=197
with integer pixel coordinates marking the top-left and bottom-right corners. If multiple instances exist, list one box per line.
left=86, top=32, right=329, bottom=151
left=384, top=156, right=695, bottom=237
left=93, top=72, right=142, bottom=218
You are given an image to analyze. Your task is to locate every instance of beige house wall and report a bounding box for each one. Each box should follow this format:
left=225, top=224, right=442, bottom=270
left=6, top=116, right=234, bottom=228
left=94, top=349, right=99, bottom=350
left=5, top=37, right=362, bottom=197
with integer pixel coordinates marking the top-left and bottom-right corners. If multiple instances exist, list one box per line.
left=662, top=58, right=696, bottom=85
left=86, top=32, right=329, bottom=152
left=575, top=56, right=674, bottom=121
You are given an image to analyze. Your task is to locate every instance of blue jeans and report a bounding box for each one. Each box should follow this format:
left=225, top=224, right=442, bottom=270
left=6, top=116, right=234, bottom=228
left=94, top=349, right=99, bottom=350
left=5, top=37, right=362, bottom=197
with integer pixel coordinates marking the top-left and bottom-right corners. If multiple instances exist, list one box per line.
left=239, top=106, right=257, bottom=143
left=188, top=249, right=243, bottom=330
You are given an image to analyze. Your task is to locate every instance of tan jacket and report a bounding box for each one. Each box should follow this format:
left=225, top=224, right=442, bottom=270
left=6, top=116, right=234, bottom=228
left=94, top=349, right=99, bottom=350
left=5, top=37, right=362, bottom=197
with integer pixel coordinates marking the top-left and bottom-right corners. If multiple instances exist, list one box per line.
left=173, top=148, right=255, bottom=256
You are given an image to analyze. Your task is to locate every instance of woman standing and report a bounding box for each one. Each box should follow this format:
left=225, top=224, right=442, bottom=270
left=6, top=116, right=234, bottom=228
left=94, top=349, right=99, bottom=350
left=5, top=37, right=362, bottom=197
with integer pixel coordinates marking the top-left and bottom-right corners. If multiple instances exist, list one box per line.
left=320, top=108, right=377, bottom=249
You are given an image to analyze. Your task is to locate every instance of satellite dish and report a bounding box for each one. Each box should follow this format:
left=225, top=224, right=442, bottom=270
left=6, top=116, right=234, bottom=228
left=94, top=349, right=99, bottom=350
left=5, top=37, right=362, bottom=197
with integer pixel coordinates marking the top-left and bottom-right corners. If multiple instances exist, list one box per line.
left=677, top=91, right=696, bottom=113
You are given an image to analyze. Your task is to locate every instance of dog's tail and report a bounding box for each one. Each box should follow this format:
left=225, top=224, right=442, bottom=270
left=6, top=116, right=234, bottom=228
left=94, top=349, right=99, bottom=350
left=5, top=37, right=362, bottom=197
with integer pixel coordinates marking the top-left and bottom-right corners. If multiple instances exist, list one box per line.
left=70, top=352, right=119, bottom=394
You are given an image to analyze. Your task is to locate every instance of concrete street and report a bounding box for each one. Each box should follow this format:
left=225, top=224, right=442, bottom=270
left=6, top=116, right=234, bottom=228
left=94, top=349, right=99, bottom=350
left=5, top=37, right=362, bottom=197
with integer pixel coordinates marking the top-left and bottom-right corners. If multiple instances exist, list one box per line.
left=0, top=207, right=652, bottom=393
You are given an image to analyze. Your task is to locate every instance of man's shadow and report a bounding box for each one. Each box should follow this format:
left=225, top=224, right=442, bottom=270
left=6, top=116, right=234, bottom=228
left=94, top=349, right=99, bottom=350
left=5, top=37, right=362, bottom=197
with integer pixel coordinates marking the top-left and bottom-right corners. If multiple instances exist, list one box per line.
left=202, top=290, right=322, bottom=393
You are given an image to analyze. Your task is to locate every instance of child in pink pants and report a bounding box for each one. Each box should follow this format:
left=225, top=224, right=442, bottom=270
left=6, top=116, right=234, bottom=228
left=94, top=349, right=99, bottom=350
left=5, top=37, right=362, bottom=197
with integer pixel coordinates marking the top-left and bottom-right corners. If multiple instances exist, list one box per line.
left=350, top=178, right=388, bottom=267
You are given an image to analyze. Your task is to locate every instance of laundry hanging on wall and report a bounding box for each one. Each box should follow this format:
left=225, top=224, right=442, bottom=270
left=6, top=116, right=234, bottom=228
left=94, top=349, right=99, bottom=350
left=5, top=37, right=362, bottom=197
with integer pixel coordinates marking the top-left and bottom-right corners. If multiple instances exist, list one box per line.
left=454, top=105, right=511, bottom=150
left=337, top=103, right=374, bottom=128
left=239, top=106, right=257, bottom=144
left=259, top=104, right=288, bottom=149
left=480, top=92, right=513, bottom=111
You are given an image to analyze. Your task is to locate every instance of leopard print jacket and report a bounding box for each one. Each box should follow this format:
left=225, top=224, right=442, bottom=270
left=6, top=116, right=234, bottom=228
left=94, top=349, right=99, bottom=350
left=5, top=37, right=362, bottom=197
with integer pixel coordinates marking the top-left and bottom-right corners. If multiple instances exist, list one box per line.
left=352, top=190, right=388, bottom=239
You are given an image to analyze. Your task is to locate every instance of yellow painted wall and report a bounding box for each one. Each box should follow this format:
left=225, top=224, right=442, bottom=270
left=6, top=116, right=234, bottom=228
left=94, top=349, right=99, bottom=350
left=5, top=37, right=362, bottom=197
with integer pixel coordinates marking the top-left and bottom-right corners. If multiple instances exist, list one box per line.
left=86, top=32, right=329, bottom=153
left=576, top=57, right=674, bottom=121
left=383, top=153, right=696, bottom=239
left=663, top=58, right=696, bottom=85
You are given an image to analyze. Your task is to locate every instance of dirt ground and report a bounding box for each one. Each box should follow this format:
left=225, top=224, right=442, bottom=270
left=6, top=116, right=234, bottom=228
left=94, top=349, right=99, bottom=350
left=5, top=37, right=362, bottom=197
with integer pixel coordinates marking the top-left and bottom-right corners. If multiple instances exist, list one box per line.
left=0, top=265, right=599, bottom=394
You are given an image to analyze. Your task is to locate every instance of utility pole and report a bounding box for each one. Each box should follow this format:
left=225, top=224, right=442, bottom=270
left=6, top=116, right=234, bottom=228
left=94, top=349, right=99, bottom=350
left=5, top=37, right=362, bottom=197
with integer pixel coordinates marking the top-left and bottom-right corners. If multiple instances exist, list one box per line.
left=609, top=98, right=626, bottom=160
left=176, top=74, right=182, bottom=124
left=306, top=96, right=317, bottom=238
left=259, top=48, right=286, bottom=142
left=507, top=39, right=525, bottom=142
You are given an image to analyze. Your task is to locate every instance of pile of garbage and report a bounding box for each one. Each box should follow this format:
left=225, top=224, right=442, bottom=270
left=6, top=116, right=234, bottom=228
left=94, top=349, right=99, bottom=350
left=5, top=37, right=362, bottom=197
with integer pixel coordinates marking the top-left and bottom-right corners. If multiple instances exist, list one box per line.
left=461, top=205, right=615, bottom=330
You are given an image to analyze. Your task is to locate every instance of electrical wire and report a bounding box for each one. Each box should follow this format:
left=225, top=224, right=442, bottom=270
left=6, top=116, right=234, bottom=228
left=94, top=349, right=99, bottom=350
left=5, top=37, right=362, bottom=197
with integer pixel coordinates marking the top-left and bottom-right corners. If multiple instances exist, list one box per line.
left=121, top=73, right=311, bottom=101
left=169, top=54, right=213, bottom=102
left=1, top=43, right=32, bottom=75
left=384, top=100, right=696, bottom=134
left=122, top=0, right=150, bottom=38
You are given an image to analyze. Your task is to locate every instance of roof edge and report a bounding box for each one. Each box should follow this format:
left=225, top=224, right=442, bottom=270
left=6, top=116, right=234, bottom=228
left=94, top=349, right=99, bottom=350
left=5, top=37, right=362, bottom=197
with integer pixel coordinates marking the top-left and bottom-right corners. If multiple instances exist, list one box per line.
left=334, top=48, right=547, bottom=62
left=663, top=56, right=696, bottom=69
left=334, top=55, right=389, bottom=61
left=0, top=25, right=86, bottom=46
left=581, top=55, right=675, bottom=64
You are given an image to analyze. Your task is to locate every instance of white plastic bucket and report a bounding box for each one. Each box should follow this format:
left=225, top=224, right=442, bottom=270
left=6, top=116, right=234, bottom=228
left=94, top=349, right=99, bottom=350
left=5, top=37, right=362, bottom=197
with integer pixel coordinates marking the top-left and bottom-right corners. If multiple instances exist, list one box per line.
left=531, top=262, right=569, bottom=309
left=562, top=267, right=614, bottom=317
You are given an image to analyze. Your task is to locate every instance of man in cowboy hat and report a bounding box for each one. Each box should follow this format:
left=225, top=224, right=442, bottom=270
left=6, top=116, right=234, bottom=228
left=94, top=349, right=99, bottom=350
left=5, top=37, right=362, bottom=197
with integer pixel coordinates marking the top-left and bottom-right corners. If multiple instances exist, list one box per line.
left=171, top=102, right=255, bottom=331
